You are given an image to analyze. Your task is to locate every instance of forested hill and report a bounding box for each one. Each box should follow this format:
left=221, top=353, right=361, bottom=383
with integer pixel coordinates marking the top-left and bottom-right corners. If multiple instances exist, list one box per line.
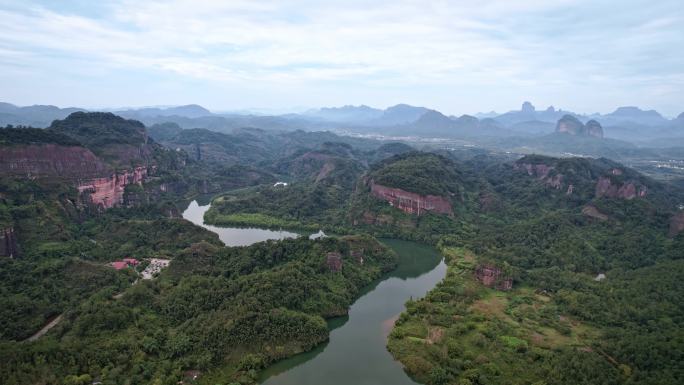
left=475, top=154, right=680, bottom=213
left=0, top=126, right=81, bottom=146
left=379, top=154, right=684, bottom=385
left=1, top=110, right=683, bottom=385
left=0, top=114, right=402, bottom=385
left=368, top=152, right=464, bottom=197
left=49, top=112, right=149, bottom=147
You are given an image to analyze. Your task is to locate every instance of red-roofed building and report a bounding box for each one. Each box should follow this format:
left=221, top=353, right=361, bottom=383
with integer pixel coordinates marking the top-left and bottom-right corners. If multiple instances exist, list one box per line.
left=112, top=261, right=128, bottom=270
left=123, top=258, right=139, bottom=265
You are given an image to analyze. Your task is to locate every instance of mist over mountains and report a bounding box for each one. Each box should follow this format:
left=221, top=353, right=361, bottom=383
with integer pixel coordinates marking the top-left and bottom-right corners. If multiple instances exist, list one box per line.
left=1, top=100, right=682, bottom=146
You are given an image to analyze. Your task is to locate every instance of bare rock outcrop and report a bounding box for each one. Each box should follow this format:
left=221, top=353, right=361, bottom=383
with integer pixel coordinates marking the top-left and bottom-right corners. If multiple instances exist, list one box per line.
left=0, top=227, right=20, bottom=258
left=516, top=160, right=647, bottom=200
left=475, top=264, right=512, bottom=291
left=369, top=180, right=452, bottom=215
left=555, top=115, right=604, bottom=138
left=669, top=211, right=684, bottom=237
left=585, top=120, right=604, bottom=138
left=595, top=176, right=647, bottom=200
left=0, top=144, right=110, bottom=178
left=582, top=205, right=609, bottom=221
left=514, top=162, right=564, bottom=190
left=77, top=166, right=148, bottom=209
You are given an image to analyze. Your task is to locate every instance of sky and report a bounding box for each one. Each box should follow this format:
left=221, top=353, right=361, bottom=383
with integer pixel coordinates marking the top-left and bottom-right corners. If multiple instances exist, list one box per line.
left=0, top=0, right=682, bottom=116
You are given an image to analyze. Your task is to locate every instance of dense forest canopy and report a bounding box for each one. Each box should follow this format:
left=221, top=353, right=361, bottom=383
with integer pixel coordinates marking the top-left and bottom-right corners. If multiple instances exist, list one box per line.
left=0, top=112, right=683, bottom=385
left=0, top=126, right=82, bottom=146
left=370, top=152, right=464, bottom=196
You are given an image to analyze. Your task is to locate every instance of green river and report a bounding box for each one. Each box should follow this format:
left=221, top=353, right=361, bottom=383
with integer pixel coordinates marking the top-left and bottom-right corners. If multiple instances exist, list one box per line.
left=182, top=201, right=446, bottom=385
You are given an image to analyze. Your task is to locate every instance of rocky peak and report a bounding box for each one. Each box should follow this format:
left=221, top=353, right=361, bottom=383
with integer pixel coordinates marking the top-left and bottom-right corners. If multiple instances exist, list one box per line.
left=555, top=115, right=603, bottom=138
left=585, top=120, right=604, bottom=138
left=556, top=114, right=584, bottom=134
left=521, top=101, right=536, bottom=113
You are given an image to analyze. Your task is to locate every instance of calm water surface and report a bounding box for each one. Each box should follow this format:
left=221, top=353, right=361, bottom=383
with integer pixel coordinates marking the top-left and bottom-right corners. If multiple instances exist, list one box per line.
left=182, top=200, right=299, bottom=246
left=181, top=201, right=446, bottom=385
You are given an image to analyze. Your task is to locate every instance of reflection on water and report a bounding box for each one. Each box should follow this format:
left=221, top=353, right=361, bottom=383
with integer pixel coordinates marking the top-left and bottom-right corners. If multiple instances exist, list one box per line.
left=259, top=239, right=446, bottom=385
left=180, top=201, right=447, bottom=385
left=182, top=200, right=299, bottom=247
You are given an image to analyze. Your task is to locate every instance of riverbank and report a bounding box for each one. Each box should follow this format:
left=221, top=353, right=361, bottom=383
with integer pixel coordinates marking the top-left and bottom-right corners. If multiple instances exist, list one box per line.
left=387, top=246, right=599, bottom=385
left=181, top=201, right=416, bottom=385
left=257, top=239, right=446, bottom=385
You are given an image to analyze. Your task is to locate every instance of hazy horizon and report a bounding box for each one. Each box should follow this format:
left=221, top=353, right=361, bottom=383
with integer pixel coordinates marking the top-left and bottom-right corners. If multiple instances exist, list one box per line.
left=1, top=99, right=681, bottom=119
left=1, top=0, right=683, bottom=116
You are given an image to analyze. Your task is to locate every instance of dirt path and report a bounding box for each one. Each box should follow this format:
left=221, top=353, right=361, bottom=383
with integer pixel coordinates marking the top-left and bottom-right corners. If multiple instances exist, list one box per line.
left=26, top=314, right=63, bottom=342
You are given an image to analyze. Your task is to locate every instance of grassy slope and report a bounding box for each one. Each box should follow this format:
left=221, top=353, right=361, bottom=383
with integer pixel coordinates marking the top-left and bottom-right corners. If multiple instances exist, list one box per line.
left=388, top=244, right=684, bottom=385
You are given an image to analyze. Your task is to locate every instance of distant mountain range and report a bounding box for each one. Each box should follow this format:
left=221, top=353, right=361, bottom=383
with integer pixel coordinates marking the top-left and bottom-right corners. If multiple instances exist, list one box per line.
left=1, top=100, right=682, bottom=142
left=115, top=104, right=212, bottom=119
left=0, top=102, right=85, bottom=127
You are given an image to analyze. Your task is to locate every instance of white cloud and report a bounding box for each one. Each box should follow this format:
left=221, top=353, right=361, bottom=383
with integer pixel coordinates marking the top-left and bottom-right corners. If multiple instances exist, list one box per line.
left=0, top=0, right=682, bottom=114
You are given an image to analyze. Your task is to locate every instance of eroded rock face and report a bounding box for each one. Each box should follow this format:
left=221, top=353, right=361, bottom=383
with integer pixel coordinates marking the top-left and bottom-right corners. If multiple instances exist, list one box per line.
left=516, top=161, right=647, bottom=200
left=555, top=115, right=603, bottom=138
left=77, top=166, right=148, bottom=209
left=556, top=115, right=585, bottom=135
left=0, top=227, right=20, bottom=258
left=669, top=212, right=684, bottom=237
left=585, top=120, right=604, bottom=138
left=582, top=205, right=608, bottom=220
left=514, top=163, right=563, bottom=190
left=475, top=264, right=512, bottom=291
left=0, top=144, right=110, bottom=178
left=369, top=180, right=452, bottom=215
left=595, top=176, right=647, bottom=200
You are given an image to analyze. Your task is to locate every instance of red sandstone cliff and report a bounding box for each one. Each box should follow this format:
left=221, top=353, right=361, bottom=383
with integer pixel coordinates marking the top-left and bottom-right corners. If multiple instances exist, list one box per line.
left=669, top=211, right=684, bottom=237
left=369, top=180, right=452, bottom=215
left=77, top=166, right=149, bottom=209
left=595, top=176, right=647, bottom=200
left=1, top=143, right=153, bottom=210
left=0, top=144, right=110, bottom=178
left=515, top=162, right=647, bottom=200
left=515, top=162, right=564, bottom=190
